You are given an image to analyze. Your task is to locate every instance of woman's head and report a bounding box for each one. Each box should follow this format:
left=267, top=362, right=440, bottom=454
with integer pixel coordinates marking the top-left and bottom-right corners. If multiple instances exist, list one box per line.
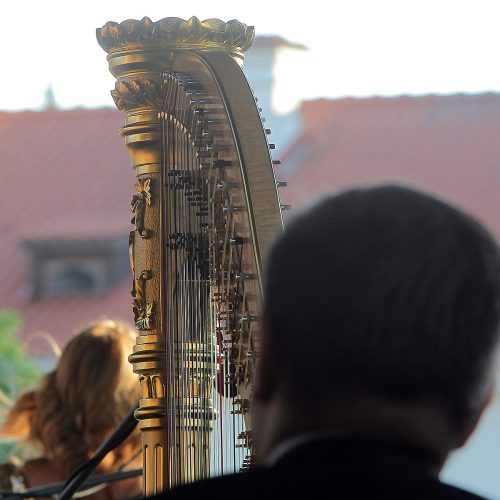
left=30, top=319, right=140, bottom=473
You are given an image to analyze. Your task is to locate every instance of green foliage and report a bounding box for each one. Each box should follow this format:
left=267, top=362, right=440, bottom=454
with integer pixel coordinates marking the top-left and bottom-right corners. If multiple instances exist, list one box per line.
left=0, top=310, right=39, bottom=462
left=0, top=310, right=38, bottom=400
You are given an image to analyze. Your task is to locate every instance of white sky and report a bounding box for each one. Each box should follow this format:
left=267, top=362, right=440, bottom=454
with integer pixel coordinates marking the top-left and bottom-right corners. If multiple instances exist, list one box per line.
left=2, top=0, right=500, bottom=111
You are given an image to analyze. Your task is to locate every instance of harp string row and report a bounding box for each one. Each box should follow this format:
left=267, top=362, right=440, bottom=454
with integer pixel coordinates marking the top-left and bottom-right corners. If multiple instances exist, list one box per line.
left=160, top=72, right=253, bottom=486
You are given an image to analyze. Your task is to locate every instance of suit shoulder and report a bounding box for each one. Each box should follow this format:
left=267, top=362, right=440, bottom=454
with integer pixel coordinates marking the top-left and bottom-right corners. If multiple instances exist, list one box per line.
left=146, top=469, right=488, bottom=500
left=147, top=470, right=267, bottom=499
left=435, top=482, right=488, bottom=500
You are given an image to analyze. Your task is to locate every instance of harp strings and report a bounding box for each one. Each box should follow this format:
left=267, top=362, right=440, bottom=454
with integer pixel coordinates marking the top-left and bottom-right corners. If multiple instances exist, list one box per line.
left=160, top=72, right=249, bottom=486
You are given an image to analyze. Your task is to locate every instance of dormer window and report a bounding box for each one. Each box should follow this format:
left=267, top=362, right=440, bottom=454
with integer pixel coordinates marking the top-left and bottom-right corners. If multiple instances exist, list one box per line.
left=23, top=235, right=129, bottom=298
left=52, top=267, right=95, bottom=293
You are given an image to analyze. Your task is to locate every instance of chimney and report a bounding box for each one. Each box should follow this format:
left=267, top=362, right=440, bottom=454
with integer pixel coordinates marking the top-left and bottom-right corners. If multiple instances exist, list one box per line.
left=43, top=85, right=57, bottom=110
left=244, top=36, right=307, bottom=156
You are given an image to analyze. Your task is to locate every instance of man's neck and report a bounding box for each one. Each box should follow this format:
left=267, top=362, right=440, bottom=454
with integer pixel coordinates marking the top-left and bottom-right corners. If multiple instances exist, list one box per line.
left=255, top=395, right=459, bottom=469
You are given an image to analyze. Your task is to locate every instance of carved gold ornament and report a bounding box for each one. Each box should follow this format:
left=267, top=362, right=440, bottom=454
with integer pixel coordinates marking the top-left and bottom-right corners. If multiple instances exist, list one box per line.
left=128, top=231, right=135, bottom=275
left=132, top=270, right=154, bottom=330
left=131, top=178, right=152, bottom=239
left=97, top=16, right=255, bottom=54
left=112, top=77, right=163, bottom=112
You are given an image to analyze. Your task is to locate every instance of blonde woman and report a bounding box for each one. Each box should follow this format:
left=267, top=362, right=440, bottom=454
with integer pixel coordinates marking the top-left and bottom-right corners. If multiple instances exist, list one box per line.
left=0, top=319, right=142, bottom=499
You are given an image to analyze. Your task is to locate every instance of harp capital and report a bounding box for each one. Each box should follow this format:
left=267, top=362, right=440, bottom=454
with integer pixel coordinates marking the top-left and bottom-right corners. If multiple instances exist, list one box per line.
left=96, top=16, right=255, bottom=59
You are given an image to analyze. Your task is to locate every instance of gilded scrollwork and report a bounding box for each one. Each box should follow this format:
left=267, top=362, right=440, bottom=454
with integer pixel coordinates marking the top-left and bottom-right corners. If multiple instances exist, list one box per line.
left=97, top=16, right=255, bottom=54
left=128, top=230, right=135, bottom=275
left=131, top=178, right=152, bottom=239
left=112, top=77, right=163, bottom=111
left=132, top=270, right=154, bottom=330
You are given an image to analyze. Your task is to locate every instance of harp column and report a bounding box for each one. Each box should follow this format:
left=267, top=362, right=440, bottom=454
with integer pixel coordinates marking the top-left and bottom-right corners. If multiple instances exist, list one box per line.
left=96, top=17, right=255, bottom=495
left=97, top=23, right=171, bottom=496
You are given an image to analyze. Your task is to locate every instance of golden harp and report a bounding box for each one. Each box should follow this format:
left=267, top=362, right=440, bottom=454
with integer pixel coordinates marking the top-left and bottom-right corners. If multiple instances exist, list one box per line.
left=96, top=16, right=284, bottom=495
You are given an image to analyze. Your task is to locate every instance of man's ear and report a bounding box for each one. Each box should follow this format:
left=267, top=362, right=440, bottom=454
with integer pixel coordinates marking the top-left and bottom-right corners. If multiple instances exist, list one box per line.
left=458, top=382, right=494, bottom=448
left=253, top=316, right=276, bottom=402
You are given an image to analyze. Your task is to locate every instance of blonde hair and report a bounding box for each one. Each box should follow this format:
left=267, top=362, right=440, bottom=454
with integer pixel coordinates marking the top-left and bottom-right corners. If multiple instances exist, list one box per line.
left=3, top=319, right=141, bottom=475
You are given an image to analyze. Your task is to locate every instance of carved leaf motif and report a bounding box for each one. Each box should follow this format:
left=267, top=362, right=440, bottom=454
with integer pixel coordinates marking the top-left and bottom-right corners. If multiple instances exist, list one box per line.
left=131, top=178, right=152, bottom=239
left=112, top=78, right=163, bottom=111
left=135, top=178, right=152, bottom=205
left=132, top=298, right=154, bottom=330
left=131, top=270, right=154, bottom=330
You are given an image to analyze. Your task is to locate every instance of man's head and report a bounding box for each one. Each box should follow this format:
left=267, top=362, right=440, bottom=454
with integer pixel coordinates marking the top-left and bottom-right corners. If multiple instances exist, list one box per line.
left=253, top=184, right=500, bottom=463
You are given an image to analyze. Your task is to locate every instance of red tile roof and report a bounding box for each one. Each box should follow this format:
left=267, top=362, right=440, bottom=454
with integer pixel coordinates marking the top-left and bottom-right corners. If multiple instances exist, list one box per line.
left=0, top=107, right=135, bottom=354
left=4, top=93, right=500, bottom=353
left=280, top=93, right=500, bottom=241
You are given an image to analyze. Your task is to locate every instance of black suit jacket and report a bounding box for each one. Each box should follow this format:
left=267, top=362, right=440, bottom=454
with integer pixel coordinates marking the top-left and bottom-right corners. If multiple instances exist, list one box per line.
left=148, top=437, right=486, bottom=499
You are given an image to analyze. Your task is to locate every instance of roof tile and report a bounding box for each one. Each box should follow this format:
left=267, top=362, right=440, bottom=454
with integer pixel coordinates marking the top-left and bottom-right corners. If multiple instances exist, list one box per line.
left=0, top=108, right=135, bottom=351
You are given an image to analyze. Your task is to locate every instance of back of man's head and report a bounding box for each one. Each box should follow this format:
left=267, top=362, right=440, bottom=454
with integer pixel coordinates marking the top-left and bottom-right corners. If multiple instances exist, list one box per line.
left=263, top=184, right=500, bottom=439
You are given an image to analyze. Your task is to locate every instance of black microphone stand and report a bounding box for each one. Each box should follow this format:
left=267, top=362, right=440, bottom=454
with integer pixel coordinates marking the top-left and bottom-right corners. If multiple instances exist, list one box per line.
left=0, top=468, right=142, bottom=499
left=56, top=402, right=140, bottom=499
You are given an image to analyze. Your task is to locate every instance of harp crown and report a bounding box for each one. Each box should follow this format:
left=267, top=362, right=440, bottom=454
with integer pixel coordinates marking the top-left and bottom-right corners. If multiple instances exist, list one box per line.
left=97, top=16, right=255, bottom=59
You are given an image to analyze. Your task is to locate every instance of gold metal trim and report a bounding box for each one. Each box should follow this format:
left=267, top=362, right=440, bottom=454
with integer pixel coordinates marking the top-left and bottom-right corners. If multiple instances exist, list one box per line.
left=132, top=270, right=155, bottom=330
left=112, top=77, right=163, bottom=111
left=136, top=165, right=161, bottom=175
left=96, top=17, right=254, bottom=55
left=129, top=231, right=135, bottom=275
left=131, top=178, right=153, bottom=239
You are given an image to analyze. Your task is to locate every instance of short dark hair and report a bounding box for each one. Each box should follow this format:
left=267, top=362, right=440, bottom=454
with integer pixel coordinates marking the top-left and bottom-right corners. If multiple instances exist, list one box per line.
left=264, top=185, right=500, bottom=429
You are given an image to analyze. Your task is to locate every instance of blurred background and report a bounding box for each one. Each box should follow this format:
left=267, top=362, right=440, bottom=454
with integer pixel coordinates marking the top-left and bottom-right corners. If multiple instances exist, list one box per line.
left=1, top=0, right=500, bottom=497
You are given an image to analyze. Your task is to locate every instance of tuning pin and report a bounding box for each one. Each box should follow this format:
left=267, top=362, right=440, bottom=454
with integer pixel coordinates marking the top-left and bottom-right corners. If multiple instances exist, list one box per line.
left=216, top=181, right=238, bottom=191
left=191, top=138, right=208, bottom=147
left=230, top=236, right=246, bottom=245
left=196, top=149, right=214, bottom=160
left=241, top=315, right=259, bottom=323
left=212, top=159, right=232, bottom=168
left=276, top=181, right=287, bottom=188
left=235, top=273, right=256, bottom=281
left=281, top=204, right=292, bottom=211
left=194, top=108, right=213, bottom=119
left=197, top=118, right=221, bottom=126
left=269, top=144, right=276, bottom=150
left=223, top=206, right=246, bottom=213
left=265, top=128, right=271, bottom=135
